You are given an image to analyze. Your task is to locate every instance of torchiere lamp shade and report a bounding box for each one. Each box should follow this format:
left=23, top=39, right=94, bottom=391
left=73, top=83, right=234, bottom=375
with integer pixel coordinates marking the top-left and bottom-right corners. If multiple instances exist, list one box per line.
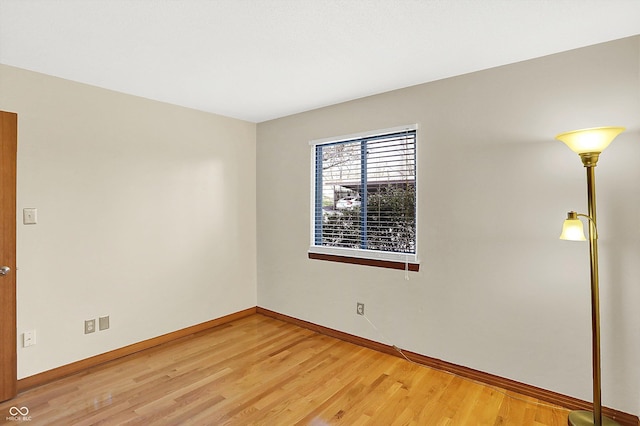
left=556, top=126, right=625, bottom=154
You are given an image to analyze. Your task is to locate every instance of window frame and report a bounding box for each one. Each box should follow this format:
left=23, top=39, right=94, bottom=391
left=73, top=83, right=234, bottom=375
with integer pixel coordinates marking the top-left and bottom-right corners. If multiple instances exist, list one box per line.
left=308, top=125, right=419, bottom=270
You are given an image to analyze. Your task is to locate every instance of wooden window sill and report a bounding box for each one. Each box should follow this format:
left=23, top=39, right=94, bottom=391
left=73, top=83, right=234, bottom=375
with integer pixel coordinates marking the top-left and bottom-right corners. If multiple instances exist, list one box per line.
left=308, top=252, right=419, bottom=272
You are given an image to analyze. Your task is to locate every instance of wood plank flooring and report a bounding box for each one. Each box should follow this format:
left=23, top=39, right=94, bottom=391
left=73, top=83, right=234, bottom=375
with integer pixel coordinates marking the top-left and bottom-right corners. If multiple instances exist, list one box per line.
left=0, top=314, right=569, bottom=425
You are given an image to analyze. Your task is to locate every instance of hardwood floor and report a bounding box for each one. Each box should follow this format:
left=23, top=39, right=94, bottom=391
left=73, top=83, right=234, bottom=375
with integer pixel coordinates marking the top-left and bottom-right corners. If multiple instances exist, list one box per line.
left=0, top=314, right=569, bottom=425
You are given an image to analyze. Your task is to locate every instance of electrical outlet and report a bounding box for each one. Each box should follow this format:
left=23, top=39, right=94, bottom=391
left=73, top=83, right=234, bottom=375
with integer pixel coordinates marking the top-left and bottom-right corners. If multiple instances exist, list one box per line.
left=356, top=302, right=365, bottom=316
left=23, top=330, right=36, bottom=347
left=99, top=316, right=110, bottom=331
left=23, top=208, right=37, bottom=225
left=85, top=319, right=96, bottom=334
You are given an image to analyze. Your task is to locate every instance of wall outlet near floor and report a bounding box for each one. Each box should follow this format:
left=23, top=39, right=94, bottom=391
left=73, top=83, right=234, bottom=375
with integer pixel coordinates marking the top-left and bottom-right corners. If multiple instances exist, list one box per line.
left=356, top=302, right=365, bottom=316
left=23, top=330, right=36, bottom=347
left=23, top=208, right=38, bottom=225
left=85, top=319, right=96, bottom=334
left=99, top=316, right=110, bottom=331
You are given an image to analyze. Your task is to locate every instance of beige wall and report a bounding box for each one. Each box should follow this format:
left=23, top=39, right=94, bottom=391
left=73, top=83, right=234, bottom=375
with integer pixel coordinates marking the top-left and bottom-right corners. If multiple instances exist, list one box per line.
left=256, top=36, right=640, bottom=414
left=0, top=64, right=257, bottom=378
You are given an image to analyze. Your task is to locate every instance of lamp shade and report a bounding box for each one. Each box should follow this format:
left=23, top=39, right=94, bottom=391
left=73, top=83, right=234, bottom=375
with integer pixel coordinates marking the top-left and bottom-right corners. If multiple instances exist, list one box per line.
left=556, top=126, right=625, bottom=154
left=559, top=212, right=587, bottom=241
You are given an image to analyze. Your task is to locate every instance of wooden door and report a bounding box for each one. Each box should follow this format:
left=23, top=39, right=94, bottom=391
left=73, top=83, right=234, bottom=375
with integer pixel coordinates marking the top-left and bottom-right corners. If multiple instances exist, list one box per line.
left=0, top=111, right=17, bottom=402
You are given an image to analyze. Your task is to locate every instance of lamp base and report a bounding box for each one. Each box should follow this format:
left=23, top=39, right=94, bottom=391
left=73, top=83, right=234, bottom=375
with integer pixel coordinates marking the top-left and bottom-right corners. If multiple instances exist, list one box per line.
left=568, top=410, right=620, bottom=426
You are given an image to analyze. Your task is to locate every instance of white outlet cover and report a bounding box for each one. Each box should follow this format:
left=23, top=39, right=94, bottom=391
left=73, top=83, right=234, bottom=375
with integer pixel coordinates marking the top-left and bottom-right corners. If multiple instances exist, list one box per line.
left=23, top=330, right=36, bottom=347
left=23, top=208, right=37, bottom=225
left=99, top=316, right=110, bottom=331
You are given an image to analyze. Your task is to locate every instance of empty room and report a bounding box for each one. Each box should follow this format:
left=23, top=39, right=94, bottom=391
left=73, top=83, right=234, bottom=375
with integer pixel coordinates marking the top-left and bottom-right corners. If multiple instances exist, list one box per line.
left=1, top=1, right=639, bottom=425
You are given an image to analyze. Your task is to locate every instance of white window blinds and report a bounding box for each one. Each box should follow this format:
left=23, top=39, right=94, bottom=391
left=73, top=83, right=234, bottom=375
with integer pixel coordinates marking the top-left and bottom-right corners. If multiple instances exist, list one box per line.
left=310, top=126, right=417, bottom=263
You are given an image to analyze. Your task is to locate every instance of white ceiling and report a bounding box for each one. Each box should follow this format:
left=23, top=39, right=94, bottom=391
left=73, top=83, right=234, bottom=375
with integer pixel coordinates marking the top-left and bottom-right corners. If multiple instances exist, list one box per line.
left=1, top=1, right=640, bottom=123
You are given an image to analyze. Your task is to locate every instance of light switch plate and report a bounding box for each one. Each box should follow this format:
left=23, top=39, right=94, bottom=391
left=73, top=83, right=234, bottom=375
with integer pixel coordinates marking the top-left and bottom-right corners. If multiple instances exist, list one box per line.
left=23, top=208, right=37, bottom=225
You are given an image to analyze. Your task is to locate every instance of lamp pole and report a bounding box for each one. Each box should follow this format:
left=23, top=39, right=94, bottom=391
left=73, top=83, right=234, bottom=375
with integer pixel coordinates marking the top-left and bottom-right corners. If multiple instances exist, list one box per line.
left=567, top=153, right=617, bottom=426
left=582, top=153, right=602, bottom=426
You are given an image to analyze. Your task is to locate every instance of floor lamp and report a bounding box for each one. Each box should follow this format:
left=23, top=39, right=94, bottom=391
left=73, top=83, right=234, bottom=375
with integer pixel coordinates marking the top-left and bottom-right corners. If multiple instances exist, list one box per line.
left=557, top=126, right=625, bottom=426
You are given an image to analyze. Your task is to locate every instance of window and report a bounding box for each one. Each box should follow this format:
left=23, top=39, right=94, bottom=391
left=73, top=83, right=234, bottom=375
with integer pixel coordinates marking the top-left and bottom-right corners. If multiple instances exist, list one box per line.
left=309, top=125, right=418, bottom=270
